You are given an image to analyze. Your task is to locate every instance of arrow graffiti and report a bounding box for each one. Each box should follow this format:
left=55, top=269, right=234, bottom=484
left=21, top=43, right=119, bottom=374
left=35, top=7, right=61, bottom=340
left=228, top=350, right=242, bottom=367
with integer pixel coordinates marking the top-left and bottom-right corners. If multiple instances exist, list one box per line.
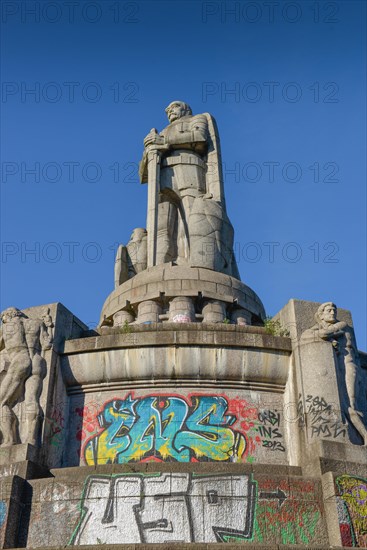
left=259, top=488, right=287, bottom=507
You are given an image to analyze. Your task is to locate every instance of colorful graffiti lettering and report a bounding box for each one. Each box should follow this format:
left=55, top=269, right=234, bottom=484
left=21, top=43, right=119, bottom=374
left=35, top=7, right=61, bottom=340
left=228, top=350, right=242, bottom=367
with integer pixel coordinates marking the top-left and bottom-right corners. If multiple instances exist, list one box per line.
left=83, top=394, right=247, bottom=464
left=70, top=473, right=257, bottom=545
left=336, top=475, right=367, bottom=547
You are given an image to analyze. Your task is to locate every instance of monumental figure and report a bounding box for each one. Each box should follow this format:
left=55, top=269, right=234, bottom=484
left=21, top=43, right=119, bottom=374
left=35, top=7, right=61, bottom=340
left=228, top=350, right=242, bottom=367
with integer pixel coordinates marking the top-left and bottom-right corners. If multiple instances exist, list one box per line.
left=114, top=101, right=239, bottom=282
left=301, top=302, right=367, bottom=445
left=108, top=102, right=265, bottom=327
left=0, top=307, right=53, bottom=447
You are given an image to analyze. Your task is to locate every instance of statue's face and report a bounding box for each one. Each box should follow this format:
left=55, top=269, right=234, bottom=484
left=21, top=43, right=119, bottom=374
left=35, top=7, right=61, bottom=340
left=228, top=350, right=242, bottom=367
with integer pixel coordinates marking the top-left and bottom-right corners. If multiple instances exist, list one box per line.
left=1, top=308, right=21, bottom=323
left=165, top=102, right=186, bottom=123
left=320, top=304, right=337, bottom=324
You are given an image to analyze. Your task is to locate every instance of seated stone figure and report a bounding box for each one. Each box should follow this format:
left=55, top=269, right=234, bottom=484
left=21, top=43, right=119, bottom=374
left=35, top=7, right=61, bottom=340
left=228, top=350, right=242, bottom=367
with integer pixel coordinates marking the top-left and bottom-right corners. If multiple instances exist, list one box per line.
left=114, top=228, right=147, bottom=287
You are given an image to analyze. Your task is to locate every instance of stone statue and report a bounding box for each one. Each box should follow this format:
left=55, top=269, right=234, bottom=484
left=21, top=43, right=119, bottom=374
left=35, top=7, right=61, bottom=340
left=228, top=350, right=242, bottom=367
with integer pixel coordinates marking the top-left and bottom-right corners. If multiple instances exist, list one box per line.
left=0, top=307, right=53, bottom=447
left=114, top=228, right=147, bottom=287
left=138, top=101, right=240, bottom=278
left=303, top=302, right=367, bottom=445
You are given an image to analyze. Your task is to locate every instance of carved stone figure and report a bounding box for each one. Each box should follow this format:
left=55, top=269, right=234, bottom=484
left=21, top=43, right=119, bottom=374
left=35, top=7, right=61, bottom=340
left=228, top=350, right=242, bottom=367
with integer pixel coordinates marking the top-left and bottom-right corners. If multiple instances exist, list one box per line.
left=0, top=307, right=53, bottom=447
left=303, top=302, right=367, bottom=445
left=114, top=228, right=147, bottom=288
left=139, top=101, right=240, bottom=278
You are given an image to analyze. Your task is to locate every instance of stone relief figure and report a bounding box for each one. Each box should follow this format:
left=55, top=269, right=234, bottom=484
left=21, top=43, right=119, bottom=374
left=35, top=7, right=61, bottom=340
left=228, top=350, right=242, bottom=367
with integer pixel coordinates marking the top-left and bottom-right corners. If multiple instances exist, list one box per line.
left=114, top=228, right=147, bottom=288
left=138, top=101, right=240, bottom=278
left=304, top=302, right=367, bottom=445
left=0, top=307, right=53, bottom=447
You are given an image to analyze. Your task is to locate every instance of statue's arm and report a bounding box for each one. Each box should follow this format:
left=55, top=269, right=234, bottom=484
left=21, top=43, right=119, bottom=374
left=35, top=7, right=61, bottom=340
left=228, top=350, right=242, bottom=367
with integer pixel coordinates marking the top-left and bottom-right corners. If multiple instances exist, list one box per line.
left=40, top=322, right=53, bottom=350
left=139, top=128, right=169, bottom=183
left=165, top=115, right=208, bottom=150
left=319, top=321, right=347, bottom=341
left=319, top=328, right=345, bottom=340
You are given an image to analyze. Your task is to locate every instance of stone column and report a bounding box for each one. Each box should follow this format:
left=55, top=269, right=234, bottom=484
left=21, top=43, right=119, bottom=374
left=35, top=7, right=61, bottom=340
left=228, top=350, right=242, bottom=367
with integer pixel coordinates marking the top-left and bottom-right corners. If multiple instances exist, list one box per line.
left=168, top=297, right=195, bottom=323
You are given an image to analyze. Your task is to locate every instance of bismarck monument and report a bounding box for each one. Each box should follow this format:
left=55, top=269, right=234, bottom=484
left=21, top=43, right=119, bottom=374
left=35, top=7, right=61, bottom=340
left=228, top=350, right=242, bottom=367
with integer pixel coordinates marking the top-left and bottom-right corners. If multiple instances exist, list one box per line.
left=0, top=102, right=366, bottom=549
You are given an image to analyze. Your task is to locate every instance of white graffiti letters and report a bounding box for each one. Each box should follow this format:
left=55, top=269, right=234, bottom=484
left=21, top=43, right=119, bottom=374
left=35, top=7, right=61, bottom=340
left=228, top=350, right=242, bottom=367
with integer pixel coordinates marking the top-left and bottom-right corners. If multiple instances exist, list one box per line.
left=71, top=473, right=256, bottom=544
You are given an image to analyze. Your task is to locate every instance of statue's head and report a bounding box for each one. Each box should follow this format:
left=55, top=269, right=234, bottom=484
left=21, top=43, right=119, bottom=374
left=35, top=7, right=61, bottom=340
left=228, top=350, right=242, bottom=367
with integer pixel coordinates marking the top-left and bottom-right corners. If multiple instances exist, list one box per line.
left=315, top=302, right=337, bottom=325
left=1, top=307, right=23, bottom=323
left=165, top=101, right=192, bottom=123
left=130, top=228, right=147, bottom=241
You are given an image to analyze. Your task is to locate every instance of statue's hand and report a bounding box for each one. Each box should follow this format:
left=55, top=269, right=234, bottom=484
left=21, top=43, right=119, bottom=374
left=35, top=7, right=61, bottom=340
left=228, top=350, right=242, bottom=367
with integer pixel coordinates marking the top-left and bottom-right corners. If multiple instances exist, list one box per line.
left=144, top=128, right=165, bottom=148
left=331, top=339, right=339, bottom=350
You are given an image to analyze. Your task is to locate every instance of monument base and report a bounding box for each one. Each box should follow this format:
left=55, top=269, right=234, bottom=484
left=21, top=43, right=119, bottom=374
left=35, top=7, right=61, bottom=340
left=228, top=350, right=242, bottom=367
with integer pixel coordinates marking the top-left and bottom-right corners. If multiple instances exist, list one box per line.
left=100, top=264, right=265, bottom=327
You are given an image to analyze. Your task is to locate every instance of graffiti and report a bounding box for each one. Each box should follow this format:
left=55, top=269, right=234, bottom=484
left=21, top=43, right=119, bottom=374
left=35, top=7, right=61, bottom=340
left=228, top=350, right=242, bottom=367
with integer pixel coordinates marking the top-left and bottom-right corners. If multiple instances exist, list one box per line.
left=69, top=473, right=323, bottom=546
left=259, top=488, right=286, bottom=506
left=257, top=409, right=285, bottom=452
left=298, top=394, right=347, bottom=439
left=0, top=500, right=6, bottom=529
left=336, top=475, right=367, bottom=547
left=83, top=394, right=250, bottom=465
left=75, top=403, right=101, bottom=443
left=297, top=393, right=304, bottom=427
left=70, top=473, right=257, bottom=545
left=253, top=478, right=323, bottom=545
left=44, top=404, right=66, bottom=449
left=81, top=393, right=287, bottom=465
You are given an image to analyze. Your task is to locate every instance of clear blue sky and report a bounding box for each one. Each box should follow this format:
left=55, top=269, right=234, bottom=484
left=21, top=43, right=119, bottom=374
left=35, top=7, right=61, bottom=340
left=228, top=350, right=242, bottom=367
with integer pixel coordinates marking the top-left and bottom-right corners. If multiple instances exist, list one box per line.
left=1, top=0, right=366, bottom=349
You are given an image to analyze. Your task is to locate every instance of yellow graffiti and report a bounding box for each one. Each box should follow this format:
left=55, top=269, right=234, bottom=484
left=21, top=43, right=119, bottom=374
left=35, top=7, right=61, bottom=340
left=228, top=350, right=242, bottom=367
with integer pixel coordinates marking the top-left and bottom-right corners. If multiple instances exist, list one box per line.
left=337, top=475, right=367, bottom=547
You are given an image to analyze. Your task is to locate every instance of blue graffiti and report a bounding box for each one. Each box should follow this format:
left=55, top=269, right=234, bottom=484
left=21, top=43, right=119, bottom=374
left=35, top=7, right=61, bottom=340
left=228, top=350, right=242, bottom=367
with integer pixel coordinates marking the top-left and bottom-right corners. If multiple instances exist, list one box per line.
left=84, top=394, right=247, bottom=465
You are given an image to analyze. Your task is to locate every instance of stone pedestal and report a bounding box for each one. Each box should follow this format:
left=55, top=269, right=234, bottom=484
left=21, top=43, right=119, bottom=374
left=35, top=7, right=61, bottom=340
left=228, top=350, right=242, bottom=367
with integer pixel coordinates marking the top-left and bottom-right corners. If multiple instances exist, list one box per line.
left=99, top=264, right=265, bottom=327
left=0, top=476, right=24, bottom=549
left=0, top=300, right=365, bottom=549
left=0, top=443, right=40, bottom=467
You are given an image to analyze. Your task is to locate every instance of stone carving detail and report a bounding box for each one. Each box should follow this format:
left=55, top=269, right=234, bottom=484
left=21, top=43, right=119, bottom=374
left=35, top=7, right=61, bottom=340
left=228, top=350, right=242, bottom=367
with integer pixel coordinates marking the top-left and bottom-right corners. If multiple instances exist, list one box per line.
left=302, top=302, right=367, bottom=445
left=0, top=307, right=53, bottom=447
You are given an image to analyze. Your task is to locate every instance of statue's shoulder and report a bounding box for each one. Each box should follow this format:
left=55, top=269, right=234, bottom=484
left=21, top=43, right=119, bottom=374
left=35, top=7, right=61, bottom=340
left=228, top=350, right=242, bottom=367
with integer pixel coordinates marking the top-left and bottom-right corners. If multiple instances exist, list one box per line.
left=300, top=324, right=319, bottom=343
left=192, top=113, right=219, bottom=139
left=192, top=112, right=215, bottom=123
